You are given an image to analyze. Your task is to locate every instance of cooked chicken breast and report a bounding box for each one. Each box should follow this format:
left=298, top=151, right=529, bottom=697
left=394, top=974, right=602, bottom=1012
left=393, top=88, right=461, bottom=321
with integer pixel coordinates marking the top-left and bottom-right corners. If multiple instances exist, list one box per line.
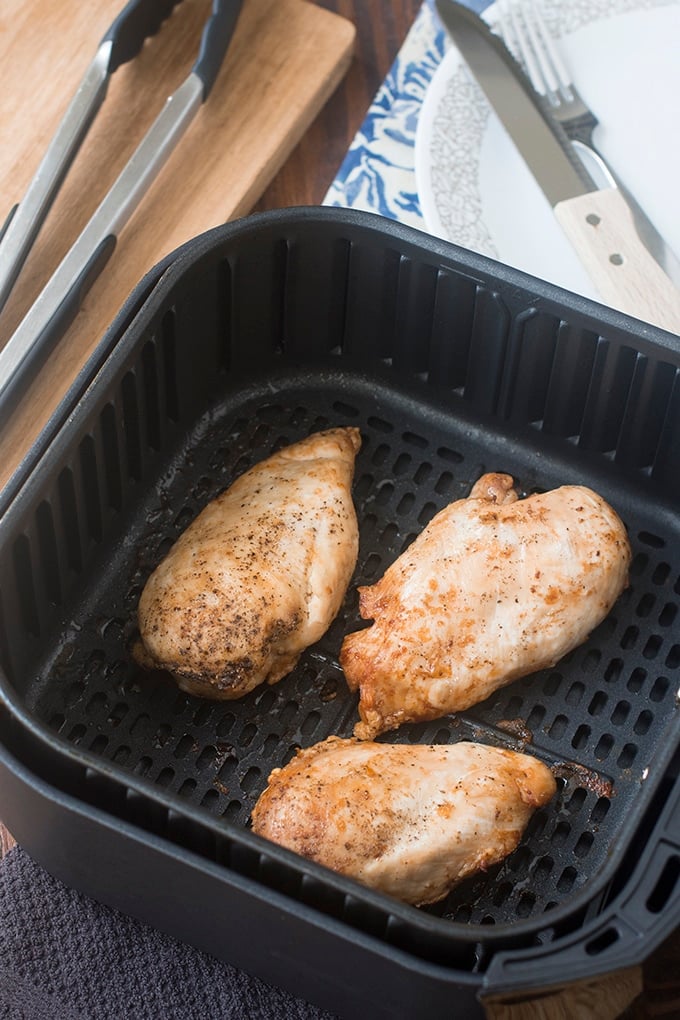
left=341, top=473, right=631, bottom=739
left=251, top=736, right=556, bottom=906
left=134, top=427, right=361, bottom=698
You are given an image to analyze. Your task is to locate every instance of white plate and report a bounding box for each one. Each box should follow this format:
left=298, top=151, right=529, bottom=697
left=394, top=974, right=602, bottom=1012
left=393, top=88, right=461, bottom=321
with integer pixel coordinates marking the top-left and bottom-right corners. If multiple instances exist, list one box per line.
left=415, top=0, right=680, bottom=299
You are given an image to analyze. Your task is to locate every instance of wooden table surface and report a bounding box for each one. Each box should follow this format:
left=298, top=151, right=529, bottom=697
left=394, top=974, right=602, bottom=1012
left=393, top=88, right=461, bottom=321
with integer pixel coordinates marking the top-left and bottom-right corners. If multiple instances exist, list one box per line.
left=0, top=2, right=678, bottom=1016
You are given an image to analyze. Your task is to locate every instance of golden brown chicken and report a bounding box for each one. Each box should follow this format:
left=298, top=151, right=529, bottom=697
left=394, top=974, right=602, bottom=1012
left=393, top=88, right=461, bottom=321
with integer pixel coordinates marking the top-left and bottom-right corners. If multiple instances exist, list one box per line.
left=251, top=736, right=556, bottom=906
left=134, top=427, right=361, bottom=698
left=341, top=473, right=631, bottom=739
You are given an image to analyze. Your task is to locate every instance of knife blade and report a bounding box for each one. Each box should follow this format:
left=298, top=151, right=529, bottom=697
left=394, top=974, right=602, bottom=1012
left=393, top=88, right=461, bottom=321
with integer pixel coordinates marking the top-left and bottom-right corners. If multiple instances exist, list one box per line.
left=435, top=0, right=680, bottom=334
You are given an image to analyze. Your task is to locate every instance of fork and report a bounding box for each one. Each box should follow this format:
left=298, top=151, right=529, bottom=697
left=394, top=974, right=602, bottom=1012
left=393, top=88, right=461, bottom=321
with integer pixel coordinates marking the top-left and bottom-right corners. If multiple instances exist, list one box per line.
left=495, top=0, right=680, bottom=287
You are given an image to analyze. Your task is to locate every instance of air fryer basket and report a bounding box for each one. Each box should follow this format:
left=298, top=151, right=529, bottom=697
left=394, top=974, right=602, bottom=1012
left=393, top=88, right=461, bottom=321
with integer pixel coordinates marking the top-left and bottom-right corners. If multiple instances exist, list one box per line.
left=0, top=208, right=679, bottom=1015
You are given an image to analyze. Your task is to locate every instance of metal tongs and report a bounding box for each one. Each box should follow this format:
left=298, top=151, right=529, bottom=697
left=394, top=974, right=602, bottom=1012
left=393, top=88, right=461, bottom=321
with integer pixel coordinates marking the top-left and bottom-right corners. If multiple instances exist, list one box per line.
left=0, top=0, right=243, bottom=411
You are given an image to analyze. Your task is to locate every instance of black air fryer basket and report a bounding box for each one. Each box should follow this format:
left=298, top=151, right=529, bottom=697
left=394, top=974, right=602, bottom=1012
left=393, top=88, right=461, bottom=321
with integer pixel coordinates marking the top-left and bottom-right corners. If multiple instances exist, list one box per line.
left=0, top=208, right=679, bottom=1018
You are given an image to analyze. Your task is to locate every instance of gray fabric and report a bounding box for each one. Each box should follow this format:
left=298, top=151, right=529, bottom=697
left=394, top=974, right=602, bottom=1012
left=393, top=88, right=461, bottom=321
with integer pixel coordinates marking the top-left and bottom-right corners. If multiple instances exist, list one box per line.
left=0, top=847, right=336, bottom=1020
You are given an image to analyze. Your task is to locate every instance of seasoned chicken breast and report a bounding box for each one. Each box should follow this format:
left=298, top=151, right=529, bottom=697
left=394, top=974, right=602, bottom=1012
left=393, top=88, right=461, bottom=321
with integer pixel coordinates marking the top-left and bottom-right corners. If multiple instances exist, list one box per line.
left=134, top=427, right=361, bottom=698
left=341, top=473, right=631, bottom=739
left=251, top=736, right=556, bottom=906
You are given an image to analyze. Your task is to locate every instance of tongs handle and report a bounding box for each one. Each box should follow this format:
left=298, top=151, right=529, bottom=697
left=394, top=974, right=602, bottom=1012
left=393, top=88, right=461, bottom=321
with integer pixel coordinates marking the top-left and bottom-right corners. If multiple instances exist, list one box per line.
left=0, top=44, right=111, bottom=316
left=0, top=0, right=185, bottom=317
left=108, top=0, right=239, bottom=97
left=105, top=0, right=185, bottom=73
left=0, top=0, right=243, bottom=419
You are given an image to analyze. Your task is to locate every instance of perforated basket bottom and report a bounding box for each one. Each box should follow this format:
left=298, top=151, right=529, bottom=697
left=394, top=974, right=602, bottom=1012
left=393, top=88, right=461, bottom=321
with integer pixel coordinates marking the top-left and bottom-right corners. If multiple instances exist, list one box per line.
left=30, top=373, right=680, bottom=929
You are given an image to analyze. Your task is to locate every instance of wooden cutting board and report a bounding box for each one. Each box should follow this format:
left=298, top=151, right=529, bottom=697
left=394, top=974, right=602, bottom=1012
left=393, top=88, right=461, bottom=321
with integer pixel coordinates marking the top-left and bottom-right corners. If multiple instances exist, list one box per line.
left=0, top=0, right=355, bottom=490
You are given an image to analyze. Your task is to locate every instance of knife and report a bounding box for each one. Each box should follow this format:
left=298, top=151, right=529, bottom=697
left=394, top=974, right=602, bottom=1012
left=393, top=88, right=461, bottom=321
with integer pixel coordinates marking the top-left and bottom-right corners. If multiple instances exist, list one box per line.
left=494, top=0, right=680, bottom=292
left=435, top=0, right=680, bottom=334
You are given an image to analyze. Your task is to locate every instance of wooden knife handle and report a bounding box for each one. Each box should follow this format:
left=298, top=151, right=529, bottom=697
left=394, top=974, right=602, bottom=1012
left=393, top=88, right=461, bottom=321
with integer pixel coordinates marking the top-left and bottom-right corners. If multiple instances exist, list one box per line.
left=554, top=187, right=680, bottom=334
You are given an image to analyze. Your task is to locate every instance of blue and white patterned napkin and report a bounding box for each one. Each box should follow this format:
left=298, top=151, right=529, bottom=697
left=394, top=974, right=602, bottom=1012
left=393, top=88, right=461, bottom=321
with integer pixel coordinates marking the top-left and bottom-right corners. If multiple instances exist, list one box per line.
left=323, top=0, right=489, bottom=228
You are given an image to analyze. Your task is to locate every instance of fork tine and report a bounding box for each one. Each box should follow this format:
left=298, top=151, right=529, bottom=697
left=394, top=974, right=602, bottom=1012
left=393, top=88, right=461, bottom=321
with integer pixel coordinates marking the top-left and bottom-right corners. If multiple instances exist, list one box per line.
left=521, top=1, right=562, bottom=96
left=497, top=0, right=574, bottom=107
left=498, top=1, right=543, bottom=93
left=498, top=0, right=552, bottom=100
left=529, top=1, right=575, bottom=101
